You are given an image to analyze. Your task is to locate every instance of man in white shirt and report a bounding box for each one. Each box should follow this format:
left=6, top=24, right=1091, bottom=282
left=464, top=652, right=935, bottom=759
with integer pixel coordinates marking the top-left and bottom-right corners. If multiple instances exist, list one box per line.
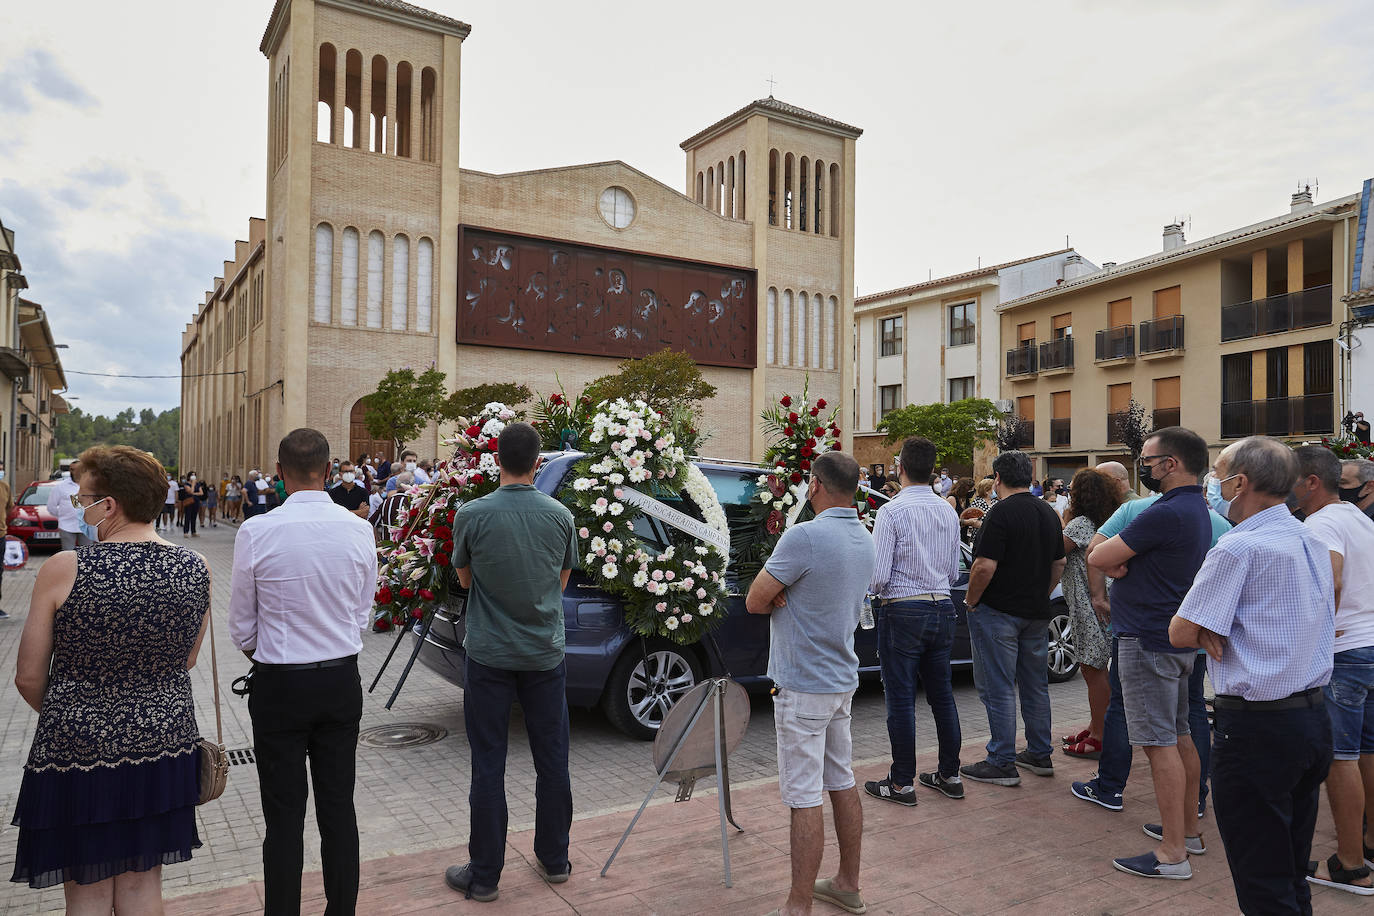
left=1293, top=445, right=1374, bottom=894
left=229, top=428, right=378, bottom=916
left=46, top=461, right=87, bottom=550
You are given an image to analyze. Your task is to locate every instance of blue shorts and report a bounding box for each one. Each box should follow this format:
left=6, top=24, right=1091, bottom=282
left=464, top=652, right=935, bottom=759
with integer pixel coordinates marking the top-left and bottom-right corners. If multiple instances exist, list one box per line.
left=1324, top=645, right=1374, bottom=761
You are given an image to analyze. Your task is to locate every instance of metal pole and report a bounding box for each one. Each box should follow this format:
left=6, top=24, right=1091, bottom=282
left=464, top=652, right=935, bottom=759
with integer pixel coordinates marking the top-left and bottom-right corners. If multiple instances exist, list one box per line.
left=712, top=681, right=732, bottom=887
left=368, top=612, right=413, bottom=693
left=384, top=612, right=436, bottom=710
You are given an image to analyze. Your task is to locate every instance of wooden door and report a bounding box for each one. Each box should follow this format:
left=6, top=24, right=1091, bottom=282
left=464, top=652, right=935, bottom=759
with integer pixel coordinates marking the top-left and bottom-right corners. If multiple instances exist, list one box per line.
left=349, top=399, right=395, bottom=464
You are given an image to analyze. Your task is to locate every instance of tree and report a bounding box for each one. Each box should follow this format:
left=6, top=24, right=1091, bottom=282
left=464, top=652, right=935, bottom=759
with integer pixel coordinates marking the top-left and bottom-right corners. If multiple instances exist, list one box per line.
left=583, top=348, right=717, bottom=417
left=361, top=366, right=448, bottom=452
left=997, top=414, right=1031, bottom=453
left=1113, top=398, right=1152, bottom=483
left=55, top=406, right=180, bottom=470
left=440, top=382, right=532, bottom=422
left=878, top=398, right=1001, bottom=468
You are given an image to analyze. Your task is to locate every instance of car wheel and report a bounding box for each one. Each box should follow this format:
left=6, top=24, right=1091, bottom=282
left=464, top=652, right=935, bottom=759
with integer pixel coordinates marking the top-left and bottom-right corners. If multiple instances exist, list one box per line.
left=1047, top=604, right=1079, bottom=684
left=602, top=640, right=704, bottom=740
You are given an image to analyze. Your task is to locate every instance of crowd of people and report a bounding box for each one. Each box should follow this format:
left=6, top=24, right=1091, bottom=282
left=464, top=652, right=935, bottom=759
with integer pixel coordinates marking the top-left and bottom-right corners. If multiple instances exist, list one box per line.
left=8, top=419, right=1374, bottom=915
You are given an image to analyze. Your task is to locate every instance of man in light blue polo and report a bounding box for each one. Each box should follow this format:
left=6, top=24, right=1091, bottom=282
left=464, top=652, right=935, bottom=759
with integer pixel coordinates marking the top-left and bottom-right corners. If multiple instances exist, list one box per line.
left=747, top=450, right=875, bottom=916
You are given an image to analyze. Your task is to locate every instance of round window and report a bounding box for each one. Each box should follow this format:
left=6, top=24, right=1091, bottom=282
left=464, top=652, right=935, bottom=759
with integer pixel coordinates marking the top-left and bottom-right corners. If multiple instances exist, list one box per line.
left=598, top=186, right=636, bottom=229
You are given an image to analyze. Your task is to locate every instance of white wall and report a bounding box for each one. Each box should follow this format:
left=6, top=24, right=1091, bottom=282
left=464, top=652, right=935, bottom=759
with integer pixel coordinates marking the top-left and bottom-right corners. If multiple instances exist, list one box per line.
left=1352, top=327, right=1374, bottom=419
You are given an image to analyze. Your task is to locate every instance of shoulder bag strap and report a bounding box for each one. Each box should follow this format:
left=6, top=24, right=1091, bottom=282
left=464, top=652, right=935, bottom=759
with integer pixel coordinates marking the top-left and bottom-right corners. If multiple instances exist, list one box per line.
left=206, top=602, right=223, bottom=745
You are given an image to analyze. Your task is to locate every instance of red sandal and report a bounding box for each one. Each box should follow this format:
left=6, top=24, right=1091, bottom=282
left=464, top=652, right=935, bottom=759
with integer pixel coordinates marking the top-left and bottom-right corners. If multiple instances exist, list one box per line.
left=1064, top=736, right=1102, bottom=760
left=1061, top=728, right=1090, bottom=747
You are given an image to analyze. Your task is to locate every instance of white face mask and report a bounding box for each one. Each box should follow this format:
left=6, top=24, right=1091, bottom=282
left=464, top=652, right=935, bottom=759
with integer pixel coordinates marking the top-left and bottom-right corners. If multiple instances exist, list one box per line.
left=188, top=476, right=196, bottom=482
left=342, top=472, right=356, bottom=484
left=405, top=461, right=417, bottom=472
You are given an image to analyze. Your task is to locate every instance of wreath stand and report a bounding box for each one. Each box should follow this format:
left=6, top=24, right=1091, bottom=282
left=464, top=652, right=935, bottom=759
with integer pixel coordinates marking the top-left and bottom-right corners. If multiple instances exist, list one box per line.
left=368, top=603, right=444, bottom=710
left=600, top=674, right=749, bottom=886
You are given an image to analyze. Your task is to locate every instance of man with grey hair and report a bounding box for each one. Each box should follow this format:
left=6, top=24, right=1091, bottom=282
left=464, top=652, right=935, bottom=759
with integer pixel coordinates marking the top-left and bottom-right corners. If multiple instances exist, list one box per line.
left=1171, top=436, right=1334, bottom=911
left=1341, top=458, right=1374, bottom=522
left=1095, top=460, right=1139, bottom=503
left=1293, top=445, right=1374, bottom=895
left=747, top=449, right=875, bottom=916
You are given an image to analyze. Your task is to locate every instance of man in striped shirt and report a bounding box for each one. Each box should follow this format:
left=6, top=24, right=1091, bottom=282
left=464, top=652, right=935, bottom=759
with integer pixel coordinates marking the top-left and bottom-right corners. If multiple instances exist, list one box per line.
left=864, top=436, right=964, bottom=805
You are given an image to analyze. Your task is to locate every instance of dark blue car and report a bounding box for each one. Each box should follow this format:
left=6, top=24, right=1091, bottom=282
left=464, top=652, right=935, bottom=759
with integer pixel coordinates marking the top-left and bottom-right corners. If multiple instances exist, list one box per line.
left=412, top=453, right=1076, bottom=738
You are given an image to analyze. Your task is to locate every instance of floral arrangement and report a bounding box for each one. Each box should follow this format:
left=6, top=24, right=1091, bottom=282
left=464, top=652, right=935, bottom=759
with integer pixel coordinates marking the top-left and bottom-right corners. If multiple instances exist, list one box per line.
left=1317, top=436, right=1373, bottom=461
left=532, top=388, right=597, bottom=450
left=371, top=402, right=515, bottom=630
left=563, top=398, right=731, bottom=645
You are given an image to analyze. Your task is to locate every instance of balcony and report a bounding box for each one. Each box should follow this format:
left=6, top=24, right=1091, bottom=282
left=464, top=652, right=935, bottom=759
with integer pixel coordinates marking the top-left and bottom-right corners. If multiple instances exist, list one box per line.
left=0, top=346, right=26, bottom=380
left=1006, top=344, right=1038, bottom=377
left=1106, top=411, right=1126, bottom=444
left=1139, top=315, right=1185, bottom=357
left=1016, top=421, right=1035, bottom=447
left=1220, top=285, right=1332, bottom=342
left=1220, top=394, right=1334, bottom=439
left=1050, top=417, right=1071, bottom=448
left=1151, top=407, right=1180, bottom=430
left=1038, top=336, right=1075, bottom=375
left=1095, top=326, right=1135, bottom=363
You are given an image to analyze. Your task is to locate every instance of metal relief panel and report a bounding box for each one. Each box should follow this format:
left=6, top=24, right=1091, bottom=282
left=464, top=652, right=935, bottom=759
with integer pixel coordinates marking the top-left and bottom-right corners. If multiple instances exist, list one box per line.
left=458, top=227, right=756, bottom=369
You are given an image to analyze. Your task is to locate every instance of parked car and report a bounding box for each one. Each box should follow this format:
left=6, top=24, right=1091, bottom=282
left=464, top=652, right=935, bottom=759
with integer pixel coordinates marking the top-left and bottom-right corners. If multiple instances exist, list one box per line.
left=7, top=480, right=62, bottom=549
left=413, top=454, right=1078, bottom=738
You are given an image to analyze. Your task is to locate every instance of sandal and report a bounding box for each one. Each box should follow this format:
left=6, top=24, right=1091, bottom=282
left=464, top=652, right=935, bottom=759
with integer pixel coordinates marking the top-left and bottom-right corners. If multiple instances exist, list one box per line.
left=1307, top=853, right=1374, bottom=896
left=1061, top=728, right=1090, bottom=747
left=1063, top=736, right=1102, bottom=760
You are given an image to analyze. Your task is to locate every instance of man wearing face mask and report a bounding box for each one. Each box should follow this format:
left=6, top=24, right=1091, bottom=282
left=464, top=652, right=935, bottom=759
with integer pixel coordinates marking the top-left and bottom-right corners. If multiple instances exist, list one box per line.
left=386, top=450, right=421, bottom=493
left=1292, top=446, right=1374, bottom=895
left=47, top=461, right=88, bottom=551
left=329, top=461, right=370, bottom=519
left=1340, top=459, right=1374, bottom=522
left=1088, top=427, right=1212, bottom=880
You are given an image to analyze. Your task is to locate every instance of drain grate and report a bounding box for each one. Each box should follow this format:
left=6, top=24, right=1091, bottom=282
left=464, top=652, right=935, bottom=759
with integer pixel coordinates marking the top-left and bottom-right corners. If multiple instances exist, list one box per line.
left=357, top=722, right=447, bottom=749
left=227, top=747, right=256, bottom=766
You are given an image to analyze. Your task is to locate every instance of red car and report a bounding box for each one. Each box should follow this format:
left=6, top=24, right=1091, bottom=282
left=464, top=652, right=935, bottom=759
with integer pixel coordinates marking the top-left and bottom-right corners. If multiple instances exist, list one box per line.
left=8, top=481, right=62, bottom=549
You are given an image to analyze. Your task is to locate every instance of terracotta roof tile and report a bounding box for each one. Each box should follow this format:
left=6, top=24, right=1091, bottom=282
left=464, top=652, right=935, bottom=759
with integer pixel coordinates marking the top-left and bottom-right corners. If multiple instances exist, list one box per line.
left=262, top=0, right=471, bottom=54
left=681, top=97, right=862, bottom=149
left=856, top=249, right=1073, bottom=305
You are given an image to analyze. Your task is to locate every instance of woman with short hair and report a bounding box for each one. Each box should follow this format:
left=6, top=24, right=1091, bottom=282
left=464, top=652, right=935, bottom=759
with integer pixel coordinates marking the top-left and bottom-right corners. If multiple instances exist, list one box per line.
left=11, top=445, right=210, bottom=912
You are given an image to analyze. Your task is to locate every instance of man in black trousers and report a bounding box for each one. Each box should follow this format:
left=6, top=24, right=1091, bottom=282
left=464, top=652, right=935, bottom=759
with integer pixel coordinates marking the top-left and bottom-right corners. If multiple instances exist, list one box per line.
left=229, top=428, right=379, bottom=915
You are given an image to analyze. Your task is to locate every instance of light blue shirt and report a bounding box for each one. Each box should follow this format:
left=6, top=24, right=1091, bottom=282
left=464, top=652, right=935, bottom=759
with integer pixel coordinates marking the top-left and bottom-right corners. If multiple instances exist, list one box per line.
left=1176, top=504, right=1334, bottom=701
left=764, top=507, right=876, bottom=693
left=1099, top=492, right=1232, bottom=549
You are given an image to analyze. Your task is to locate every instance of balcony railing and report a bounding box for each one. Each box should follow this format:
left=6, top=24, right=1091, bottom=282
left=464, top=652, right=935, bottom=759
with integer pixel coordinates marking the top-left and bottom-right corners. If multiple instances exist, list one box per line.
left=1006, top=344, right=1038, bottom=376
left=1220, top=394, right=1334, bottom=439
left=1152, top=407, right=1181, bottom=430
left=1139, top=315, right=1185, bottom=353
left=1107, top=411, right=1126, bottom=444
left=1039, top=335, right=1075, bottom=371
left=1050, top=417, right=1071, bottom=448
left=1095, top=326, right=1135, bottom=361
left=1220, top=284, right=1332, bottom=342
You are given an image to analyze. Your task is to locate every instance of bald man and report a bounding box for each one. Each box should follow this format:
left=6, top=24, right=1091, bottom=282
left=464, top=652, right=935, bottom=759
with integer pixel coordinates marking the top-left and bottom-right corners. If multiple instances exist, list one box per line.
left=1095, top=461, right=1138, bottom=504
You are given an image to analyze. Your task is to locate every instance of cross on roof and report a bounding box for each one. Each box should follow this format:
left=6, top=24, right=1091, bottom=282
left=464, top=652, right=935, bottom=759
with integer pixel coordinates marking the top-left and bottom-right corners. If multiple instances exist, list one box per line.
left=766, top=75, right=777, bottom=98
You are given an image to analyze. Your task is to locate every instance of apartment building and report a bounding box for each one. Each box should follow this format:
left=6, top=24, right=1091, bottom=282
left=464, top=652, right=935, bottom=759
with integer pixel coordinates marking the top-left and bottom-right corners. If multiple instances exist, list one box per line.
left=0, top=218, right=30, bottom=477
left=14, top=300, right=67, bottom=487
left=997, top=186, right=1363, bottom=482
left=852, top=249, right=1095, bottom=471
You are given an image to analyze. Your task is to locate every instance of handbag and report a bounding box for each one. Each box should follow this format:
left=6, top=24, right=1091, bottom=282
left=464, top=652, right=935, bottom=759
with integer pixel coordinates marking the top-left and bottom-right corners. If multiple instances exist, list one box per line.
left=197, top=606, right=229, bottom=805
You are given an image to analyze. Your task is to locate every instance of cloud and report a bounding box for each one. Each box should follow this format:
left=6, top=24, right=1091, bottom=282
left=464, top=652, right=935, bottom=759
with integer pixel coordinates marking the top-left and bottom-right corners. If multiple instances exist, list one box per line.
left=72, top=163, right=129, bottom=189
left=0, top=48, right=97, bottom=115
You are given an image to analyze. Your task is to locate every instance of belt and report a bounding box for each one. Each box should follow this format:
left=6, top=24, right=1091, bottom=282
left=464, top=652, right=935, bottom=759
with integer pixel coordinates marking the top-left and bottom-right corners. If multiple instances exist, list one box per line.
left=255, top=654, right=357, bottom=672
left=1212, top=687, right=1323, bottom=711
left=874, top=593, right=947, bottom=606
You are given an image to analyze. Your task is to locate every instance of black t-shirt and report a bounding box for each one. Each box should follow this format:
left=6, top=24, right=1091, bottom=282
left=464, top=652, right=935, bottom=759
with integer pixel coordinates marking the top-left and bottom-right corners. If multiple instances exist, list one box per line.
left=329, top=483, right=368, bottom=511
left=972, top=491, right=1066, bottom=619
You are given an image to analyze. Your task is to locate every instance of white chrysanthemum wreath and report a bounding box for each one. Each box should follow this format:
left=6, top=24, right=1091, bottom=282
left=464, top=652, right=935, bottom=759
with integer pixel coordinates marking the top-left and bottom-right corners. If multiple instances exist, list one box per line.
left=565, top=398, right=730, bottom=645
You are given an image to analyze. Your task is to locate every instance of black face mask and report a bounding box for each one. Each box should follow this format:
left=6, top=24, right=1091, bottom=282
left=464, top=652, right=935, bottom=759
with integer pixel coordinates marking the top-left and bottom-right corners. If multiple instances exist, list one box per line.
left=1138, top=461, right=1163, bottom=493
left=1339, top=484, right=1368, bottom=504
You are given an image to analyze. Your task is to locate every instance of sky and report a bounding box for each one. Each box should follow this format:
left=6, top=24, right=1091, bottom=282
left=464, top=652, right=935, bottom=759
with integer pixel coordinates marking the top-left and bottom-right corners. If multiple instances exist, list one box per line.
left=0, top=0, right=1370, bottom=417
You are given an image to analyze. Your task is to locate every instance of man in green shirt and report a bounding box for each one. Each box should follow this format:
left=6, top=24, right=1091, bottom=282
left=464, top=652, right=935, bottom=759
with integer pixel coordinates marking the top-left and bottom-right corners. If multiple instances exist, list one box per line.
left=444, top=421, right=577, bottom=903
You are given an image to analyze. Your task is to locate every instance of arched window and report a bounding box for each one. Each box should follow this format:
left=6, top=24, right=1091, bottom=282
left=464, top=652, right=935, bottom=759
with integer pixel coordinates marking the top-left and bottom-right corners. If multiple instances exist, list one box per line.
left=717, top=161, right=725, bottom=216
left=420, top=67, right=437, bottom=161
left=810, top=293, right=821, bottom=366
left=366, top=230, right=384, bottom=327
left=317, top=44, right=336, bottom=143
left=829, top=163, right=841, bottom=236
left=738, top=150, right=746, bottom=217
left=798, top=156, right=810, bottom=232
left=391, top=234, right=409, bottom=329
left=766, top=287, right=777, bottom=364
left=396, top=62, right=414, bottom=158
left=727, top=156, right=735, bottom=218
left=768, top=149, right=779, bottom=226
left=370, top=56, right=388, bottom=153
left=313, top=223, right=333, bottom=323
left=780, top=289, right=793, bottom=366
left=341, top=227, right=359, bottom=325
left=416, top=237, right=433, bottom=332
left=814, top=160, right=824, bottom=235
left=784, top=153, right=794, bottom=229
left=797, top=292, right=809, bottom=366
left=344, top=50, right=362, bottom=148
left=825, top=296, right=838, bottom=370
left=696, top=171, right=704, bottom=204
left=706, top=165, right=715, bottom=212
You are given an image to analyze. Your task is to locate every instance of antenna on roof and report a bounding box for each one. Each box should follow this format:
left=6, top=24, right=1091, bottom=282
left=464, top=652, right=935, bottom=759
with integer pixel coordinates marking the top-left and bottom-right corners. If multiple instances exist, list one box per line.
left=928, top=269, right=932, bottom=281
left=766, top=75, right=777, bottom=98
left=1065, top=234, right=1070, bottom=249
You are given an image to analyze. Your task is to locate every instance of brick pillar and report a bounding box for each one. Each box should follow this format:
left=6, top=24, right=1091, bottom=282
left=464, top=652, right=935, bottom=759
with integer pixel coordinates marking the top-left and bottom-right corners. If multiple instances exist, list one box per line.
left=359, top=65, right=372, bottom=153
left=386, top=65, right=398, bottom=155
left=1287, top=239, right=1304, bottom=293
left=1252, top=249, right=1267, bottom=300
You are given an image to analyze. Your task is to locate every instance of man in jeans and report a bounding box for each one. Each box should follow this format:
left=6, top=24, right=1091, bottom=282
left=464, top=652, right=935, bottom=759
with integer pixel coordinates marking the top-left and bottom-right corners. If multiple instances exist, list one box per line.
left=864, top=436, right=963, bottom=804
left=960, top=450, right=1065, bottom=786
left=1090, top=426, right=1212, bottom=880
left=444, top=422, right=577, bottom=903
left=747, top=451, right=875, bottom=916
left=1293, top=445, right=1374, bottom=894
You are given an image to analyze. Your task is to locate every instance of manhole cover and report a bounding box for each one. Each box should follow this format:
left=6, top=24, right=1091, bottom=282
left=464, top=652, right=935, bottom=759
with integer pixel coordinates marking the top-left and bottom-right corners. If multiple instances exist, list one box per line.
left=357, top=723, right=447, bottom=749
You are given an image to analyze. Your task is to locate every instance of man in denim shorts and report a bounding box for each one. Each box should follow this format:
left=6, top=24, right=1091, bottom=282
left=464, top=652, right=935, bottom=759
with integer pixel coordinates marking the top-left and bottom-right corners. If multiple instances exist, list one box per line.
left=1295, top=445, right=1374, bottom=894
left=747, top=451, right=875, bottom=916
left=1090, top=427, right=1213, bottom=880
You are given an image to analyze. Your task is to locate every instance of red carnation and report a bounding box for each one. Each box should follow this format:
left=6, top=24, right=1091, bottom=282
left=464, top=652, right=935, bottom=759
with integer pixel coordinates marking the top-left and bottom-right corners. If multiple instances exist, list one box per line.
left=418, top=588, right=435, bottom=601
left=442, top=540, right=454, bottom=554
left=783, top=426, right=794, bottom=437
left=466, top=425, right=482, bottom=438
left=375, top=616, right=392, bottom=632
left=801, top=446, right=814, bottom=458
left=790, top=471, right=803, bottom=484
left=399, top=586, right=415, bottom=600
left=800, top=459, right=811, bottom=471
left=435, top=553, right=451, bottom=566
left=806, top=438, right=817, bottom=448
left=470, top=473, right=483, bottom=484
left=867, top=496, right=877, bottom=507
left=375, top=587, right=393, bottom=605
left=814, top=427, right=824, bottom=436
left=412, top=607, right=425, bottom=619
left=816, top=398, right=827, bottom=409
left=810, top=407, right=819, bottom=417
left=788, top=412, right=799, bottom=424
left=831, top=442, right=842, bottom=450
left=551, top=392, right=565, bottom=405
left=448, top=510, right=457, bottom=524
left=487, top=439, right=499, bottom=451
left=780, top=395, right=792, bottom=407
left=433, top=525, right=452, bottom=540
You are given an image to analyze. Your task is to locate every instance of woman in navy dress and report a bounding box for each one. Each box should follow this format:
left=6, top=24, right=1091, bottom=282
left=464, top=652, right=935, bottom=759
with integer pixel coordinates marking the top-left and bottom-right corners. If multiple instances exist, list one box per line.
left=12, top=445, right=210, bottom=913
